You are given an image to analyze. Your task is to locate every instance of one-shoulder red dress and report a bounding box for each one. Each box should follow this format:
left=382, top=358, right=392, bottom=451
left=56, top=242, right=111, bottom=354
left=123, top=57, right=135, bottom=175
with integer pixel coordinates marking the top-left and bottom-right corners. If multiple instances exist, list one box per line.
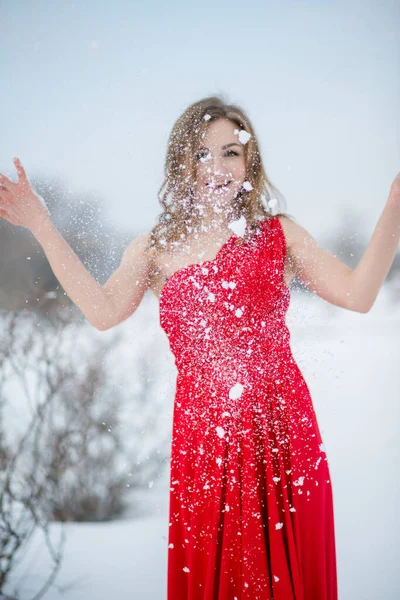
left=159, top=215, right=338, bottom=600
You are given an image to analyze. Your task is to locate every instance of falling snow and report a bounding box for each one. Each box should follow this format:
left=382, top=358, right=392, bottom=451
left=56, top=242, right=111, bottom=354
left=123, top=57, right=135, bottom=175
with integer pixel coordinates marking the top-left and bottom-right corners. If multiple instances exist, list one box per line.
left=228, top=214, right=247, bottom=237
left=215, top=426, right=225, bottom=438
left=267, top=197, right=279, bottom=215
left=242, top=180, right=253, bottom=191
left=229, top=382, right=244, bottom=400
left=293, top=476, right=305, bottom=487
left=233, top=128, right=252, bottom=144
left=221, top=280, right=236, bottom=289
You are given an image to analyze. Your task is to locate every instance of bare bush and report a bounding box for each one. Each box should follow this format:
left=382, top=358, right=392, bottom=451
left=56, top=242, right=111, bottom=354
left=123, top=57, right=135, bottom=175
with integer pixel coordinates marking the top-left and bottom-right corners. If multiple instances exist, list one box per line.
left=0, top=307, right=169, bottom=597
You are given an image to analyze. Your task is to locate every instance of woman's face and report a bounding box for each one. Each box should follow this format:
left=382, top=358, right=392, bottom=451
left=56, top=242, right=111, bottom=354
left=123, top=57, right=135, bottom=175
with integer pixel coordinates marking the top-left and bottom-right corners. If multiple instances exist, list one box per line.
left=194, top=118, right=247, bottom=212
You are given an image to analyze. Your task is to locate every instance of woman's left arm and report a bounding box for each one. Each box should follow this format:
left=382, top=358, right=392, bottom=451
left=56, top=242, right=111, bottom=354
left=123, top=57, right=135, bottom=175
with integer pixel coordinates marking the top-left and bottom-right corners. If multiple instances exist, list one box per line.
left=280, top=173, right=400, bottom=313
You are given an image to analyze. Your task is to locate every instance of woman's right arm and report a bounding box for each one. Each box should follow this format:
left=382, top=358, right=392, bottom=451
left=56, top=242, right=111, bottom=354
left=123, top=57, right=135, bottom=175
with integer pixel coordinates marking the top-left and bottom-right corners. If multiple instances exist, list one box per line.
left=0, top=157, right=151, bottom=331
left=31, top=217, right=151, bottom=330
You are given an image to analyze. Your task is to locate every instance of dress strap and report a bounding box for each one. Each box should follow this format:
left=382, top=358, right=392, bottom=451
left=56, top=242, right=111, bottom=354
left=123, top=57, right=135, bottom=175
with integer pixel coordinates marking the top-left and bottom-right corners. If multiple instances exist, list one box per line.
left=258, top=215, right=289, bottom=292
left=272, top=215, right=288, bottom=263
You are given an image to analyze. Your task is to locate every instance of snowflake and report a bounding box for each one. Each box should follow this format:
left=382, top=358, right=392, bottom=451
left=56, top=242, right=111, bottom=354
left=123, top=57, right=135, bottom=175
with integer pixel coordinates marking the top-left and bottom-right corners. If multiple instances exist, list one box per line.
left=293, top=476, right=305, bottom=487
left=267, top=197, right=279, bottom=215
left=216, top=426, right=225, bottom=438
left=229, top=383, right=244, bottom=400
left=228, top=215, right=247, bottom=237
left=234, top=129, right=252, bottom=144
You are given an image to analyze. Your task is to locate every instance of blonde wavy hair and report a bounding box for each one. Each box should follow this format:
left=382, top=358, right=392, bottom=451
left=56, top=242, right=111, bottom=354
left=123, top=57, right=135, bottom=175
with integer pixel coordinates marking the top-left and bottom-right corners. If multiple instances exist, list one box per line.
left=146, top=95, right=287, bottom=278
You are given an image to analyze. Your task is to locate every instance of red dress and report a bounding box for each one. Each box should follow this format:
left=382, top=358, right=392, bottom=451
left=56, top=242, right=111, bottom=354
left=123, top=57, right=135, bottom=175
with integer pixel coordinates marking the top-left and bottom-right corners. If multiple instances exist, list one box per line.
left=159, top=215, right=338, bottom=600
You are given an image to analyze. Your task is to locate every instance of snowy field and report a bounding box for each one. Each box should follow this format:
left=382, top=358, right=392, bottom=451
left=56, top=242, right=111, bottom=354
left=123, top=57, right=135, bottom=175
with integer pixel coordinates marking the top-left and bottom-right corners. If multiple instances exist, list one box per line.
left=4, top=285, right=400, bottom=600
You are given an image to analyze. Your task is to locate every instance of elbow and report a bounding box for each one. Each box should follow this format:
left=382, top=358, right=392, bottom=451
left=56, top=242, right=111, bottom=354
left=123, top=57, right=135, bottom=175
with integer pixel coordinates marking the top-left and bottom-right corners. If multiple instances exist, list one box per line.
left=343, top=295, right=373, bottom=313
left=93, top=320, right=113, bottom=331
left=92, top=302, right=118, bottom=331
left=358, top=305, right=371, bottom=314
left=357, top=299, right=374, bottom=313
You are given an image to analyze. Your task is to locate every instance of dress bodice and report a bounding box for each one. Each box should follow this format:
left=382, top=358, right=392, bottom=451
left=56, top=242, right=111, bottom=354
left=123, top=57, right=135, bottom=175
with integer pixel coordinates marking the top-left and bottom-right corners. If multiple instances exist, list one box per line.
left=159, top=216, right=291, bottom=378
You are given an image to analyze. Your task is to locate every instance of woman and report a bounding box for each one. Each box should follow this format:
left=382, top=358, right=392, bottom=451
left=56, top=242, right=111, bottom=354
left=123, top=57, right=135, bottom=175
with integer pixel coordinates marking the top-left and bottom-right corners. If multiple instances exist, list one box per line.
left=1, top=96, right=399, bottom=600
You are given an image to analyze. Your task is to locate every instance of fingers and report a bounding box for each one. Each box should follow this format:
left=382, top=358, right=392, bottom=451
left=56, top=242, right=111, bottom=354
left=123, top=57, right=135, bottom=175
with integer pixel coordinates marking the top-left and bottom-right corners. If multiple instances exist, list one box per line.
left=0, top=184, right=10, bottom=195
left=0, top=173, right=13, bottom=189
left=13, top=157, right=28, bottom=182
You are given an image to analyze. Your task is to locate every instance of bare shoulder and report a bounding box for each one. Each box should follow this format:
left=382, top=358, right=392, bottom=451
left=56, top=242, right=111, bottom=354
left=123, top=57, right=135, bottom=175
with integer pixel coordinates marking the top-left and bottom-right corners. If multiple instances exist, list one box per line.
left=122, top=231, right=153, bottom=262
left=276, top=214, right=314, bottom=249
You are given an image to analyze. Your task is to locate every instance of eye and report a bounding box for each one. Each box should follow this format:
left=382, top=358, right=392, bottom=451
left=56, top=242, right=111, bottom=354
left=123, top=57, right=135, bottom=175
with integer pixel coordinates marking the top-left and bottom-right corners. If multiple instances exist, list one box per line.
left=196, top=149, right=239, bottom=161
left=196, top=151, right=211, bottom=162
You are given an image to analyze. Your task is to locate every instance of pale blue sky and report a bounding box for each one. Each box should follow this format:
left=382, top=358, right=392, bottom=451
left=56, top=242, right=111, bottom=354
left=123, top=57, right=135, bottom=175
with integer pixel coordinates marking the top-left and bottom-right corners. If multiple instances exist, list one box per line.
left=1, top=0, right=399, bottom=241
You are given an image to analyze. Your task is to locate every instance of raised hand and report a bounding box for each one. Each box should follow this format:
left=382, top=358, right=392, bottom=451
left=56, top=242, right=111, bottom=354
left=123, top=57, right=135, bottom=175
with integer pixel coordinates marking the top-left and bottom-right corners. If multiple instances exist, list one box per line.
left=0, top=157, right=50, bottom=230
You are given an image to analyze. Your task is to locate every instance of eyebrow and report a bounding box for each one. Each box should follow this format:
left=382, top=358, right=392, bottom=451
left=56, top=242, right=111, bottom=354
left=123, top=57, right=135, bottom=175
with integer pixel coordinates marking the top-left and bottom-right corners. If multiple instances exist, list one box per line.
left=198, top=143, right=242, bottom=151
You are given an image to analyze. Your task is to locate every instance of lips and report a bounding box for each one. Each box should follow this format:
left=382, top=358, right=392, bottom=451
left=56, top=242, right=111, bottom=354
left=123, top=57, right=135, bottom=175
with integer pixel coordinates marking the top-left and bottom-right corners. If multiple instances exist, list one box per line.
left=206, top=180, right=232, bottom=189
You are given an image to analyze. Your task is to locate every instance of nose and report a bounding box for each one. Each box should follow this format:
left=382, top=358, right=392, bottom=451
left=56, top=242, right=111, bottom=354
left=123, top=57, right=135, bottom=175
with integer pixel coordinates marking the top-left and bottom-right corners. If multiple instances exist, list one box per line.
left=207, top=156, right=228, bottom=178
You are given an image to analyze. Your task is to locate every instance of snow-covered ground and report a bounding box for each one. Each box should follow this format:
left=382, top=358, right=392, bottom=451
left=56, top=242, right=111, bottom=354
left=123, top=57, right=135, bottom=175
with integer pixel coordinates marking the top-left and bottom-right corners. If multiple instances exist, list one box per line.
left=4, top=286, right=400, bottom=600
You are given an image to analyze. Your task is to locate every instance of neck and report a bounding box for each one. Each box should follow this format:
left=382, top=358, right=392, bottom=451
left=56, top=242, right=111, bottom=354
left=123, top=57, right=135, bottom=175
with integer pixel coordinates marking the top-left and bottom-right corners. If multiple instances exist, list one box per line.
left=192, top=200, right=238, bottom=237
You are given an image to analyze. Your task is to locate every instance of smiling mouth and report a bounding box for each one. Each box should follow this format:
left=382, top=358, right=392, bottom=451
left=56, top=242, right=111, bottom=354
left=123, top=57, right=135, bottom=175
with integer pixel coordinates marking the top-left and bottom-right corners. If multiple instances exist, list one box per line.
left=206, top=180, right=232, bottom=190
